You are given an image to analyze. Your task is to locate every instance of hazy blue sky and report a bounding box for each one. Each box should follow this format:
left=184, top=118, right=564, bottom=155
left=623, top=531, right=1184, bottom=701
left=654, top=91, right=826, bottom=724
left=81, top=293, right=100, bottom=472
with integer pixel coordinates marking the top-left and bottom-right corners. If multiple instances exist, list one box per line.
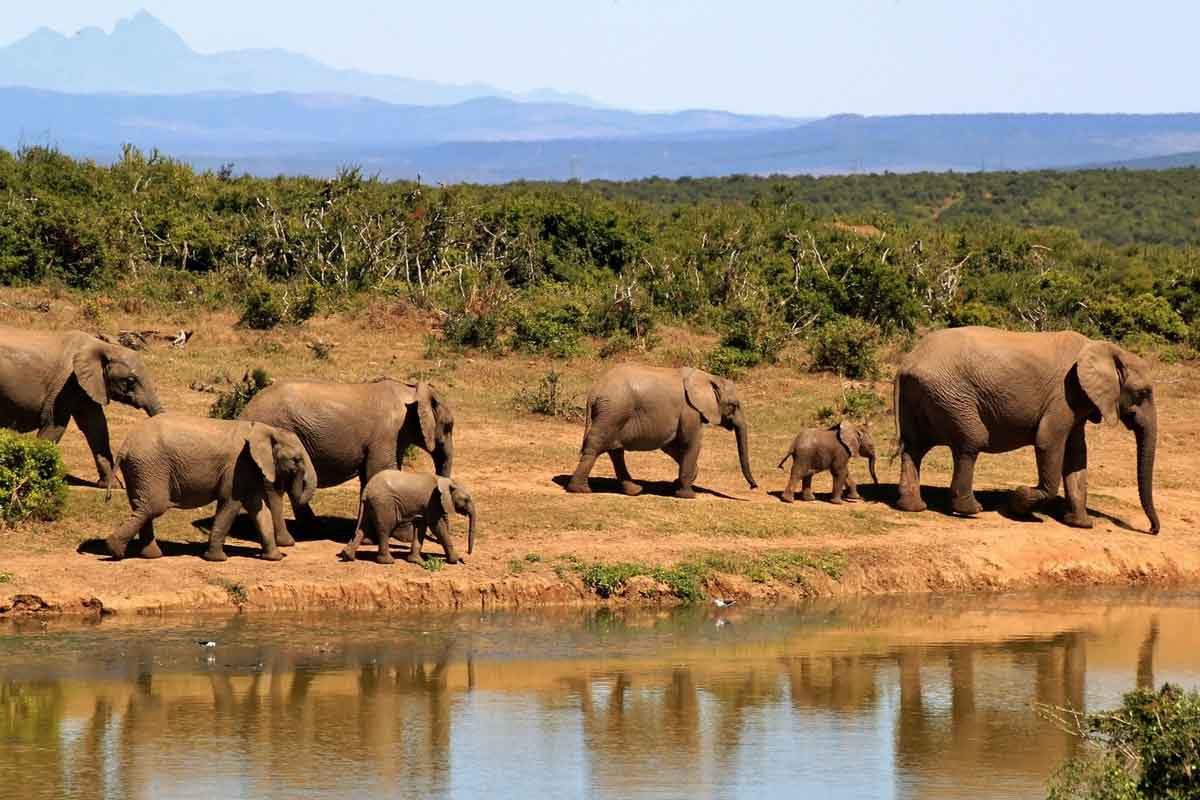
left=1, top=1, right=1193, bottom=116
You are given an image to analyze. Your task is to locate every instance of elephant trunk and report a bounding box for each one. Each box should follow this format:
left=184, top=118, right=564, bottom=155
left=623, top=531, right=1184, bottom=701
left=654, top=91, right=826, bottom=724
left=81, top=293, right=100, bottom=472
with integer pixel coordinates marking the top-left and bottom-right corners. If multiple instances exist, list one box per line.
left=867, top=454, right=879, bottom=486
left=733, top=414, right=757, bottom=490
left=466, top=503, right=476, bottom=555
left=142, top=387, right=164, bottom=417
left=1133, top=401, right=1160, bottom=535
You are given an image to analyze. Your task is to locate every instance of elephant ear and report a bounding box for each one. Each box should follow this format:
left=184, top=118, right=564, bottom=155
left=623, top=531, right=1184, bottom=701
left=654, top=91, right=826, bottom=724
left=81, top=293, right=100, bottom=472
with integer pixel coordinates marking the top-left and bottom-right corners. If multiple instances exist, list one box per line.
left=415, top=383, right=438, bottom=452
left=72, top=342, right=110, bottom=406
left=682, top=368, right=720, bottom=425
left=436, top=477, right=455, bottom=520
left=245, top=425, right=277, bottom=484
left=836, top=421, right=861, bottom=456
left=1076, top=342, right=1124, bottom=422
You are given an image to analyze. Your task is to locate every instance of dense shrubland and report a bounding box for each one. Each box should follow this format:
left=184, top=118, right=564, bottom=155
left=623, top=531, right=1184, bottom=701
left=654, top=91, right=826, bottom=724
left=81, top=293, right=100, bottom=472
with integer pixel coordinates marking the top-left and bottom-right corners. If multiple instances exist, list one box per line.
left=3, top=146, right=1200, bottom=377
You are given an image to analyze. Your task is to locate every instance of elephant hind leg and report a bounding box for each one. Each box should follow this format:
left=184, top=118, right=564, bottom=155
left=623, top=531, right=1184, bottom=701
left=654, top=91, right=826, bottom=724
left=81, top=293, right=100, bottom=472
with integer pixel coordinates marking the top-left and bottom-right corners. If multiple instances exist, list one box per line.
left=782, top=459, right=804, bottom=503
left=949, top=449, right=983, bottom=516
left=566, top=448, right=600, bottom=493
left=609, top=449, right=642, bottom=496
left=1012, top=431, right=1067, bottom=517
left=896, top=444, right=929, bottom=513
left=801, top=474, right=816, bottom=502
left=106, top=510, right=155, bottom=560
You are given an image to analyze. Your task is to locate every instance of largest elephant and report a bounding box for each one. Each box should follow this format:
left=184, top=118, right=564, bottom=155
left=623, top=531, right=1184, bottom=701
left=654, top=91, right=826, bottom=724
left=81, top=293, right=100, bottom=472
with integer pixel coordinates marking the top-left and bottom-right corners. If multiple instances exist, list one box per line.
left=566, top=365, right=756, bottom=498
left=0, top=326, right=163, bottom=486
left=239, top=379, right=454, bottom=543
left=894, top=326, right=1159, bottom=533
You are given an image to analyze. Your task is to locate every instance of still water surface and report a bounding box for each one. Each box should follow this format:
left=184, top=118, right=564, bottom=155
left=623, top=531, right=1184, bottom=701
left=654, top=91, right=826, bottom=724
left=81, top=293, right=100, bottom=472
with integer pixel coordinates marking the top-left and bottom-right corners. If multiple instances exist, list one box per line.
left=1, top=590, right=1198, bottom=799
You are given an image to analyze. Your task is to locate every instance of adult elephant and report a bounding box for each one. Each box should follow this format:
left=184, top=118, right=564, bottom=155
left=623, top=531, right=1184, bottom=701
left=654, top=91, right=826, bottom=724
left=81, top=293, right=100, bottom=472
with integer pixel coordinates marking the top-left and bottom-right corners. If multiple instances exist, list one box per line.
left=894, top=326, right=1159, bottom=533
left=0, top=326, right=163, bottom=486
left=239, top=379, right=454, bottom=543
left=566, top=365, right=757, bottom=498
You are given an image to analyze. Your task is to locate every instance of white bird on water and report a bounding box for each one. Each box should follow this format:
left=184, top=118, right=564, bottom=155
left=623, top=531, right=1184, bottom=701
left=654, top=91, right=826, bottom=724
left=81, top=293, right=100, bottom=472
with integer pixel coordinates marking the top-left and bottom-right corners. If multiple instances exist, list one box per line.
left=713, top=599, right=736, bottom=608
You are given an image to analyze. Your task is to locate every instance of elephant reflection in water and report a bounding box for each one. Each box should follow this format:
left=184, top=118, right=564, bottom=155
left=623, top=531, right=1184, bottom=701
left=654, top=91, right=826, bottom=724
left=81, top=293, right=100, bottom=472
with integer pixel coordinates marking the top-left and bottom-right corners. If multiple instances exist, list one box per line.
left=562, top=665, right=783, bottom=795
left=782, top=655, right=880, bottom=711
left=892, top=633, right=1091, bottom=789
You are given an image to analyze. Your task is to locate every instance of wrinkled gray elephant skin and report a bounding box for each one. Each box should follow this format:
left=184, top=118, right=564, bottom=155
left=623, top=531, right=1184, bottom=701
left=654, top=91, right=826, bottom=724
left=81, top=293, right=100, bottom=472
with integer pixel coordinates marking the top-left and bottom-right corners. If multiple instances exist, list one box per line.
left=339, top=471, right=476, bottom=565
left=0, top=326, right=163, bottom=486
left=894, top=326, right=1159, bottom=534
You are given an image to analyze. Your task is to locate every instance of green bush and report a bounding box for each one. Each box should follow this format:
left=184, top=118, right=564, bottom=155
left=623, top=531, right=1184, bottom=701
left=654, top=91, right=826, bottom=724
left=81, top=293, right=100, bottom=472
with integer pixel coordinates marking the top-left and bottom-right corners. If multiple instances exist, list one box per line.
left=1090, top=293, right=1188, bottom=343
left=441, top=310, right=501, bottom=351
left=240, top=281, right=284, bottom=330
left=705, top=345, right=759, bottom=378
left=717, top=298, right=790, bottom=367
left=807, top=317, right=881, bottom=379
left=0, top=430, right=67, bottom=526
left=513, top=370, right=584, bottom=420
left=209, top=368, right=273, bottom=419
left=511, top=306, right=584, bottom=358
left=815, top=386, right=887, bottom=425
left=1045, top=684, right=1200, bottom=800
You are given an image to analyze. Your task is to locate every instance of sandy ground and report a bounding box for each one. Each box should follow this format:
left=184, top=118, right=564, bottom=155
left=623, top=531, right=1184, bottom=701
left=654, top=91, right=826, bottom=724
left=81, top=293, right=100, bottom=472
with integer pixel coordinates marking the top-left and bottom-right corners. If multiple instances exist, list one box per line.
left=2, top=288, right=1199, bottom=616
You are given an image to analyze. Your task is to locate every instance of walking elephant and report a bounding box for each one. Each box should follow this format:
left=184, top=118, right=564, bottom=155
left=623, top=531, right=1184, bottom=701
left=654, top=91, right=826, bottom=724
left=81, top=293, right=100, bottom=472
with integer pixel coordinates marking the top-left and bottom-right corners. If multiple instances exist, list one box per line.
left=106, top=416, right=317, bottom=562
left=894, top=326, right=1159, bottom=533
left=777, top=421, right=879, bottom=504
left=339, top=471, right=476, bottom=565
left=566, top=365, right=757, bottom=498
left=239, top=379, right=454, bottom=543
left=0, top=326, right=163, bottom=486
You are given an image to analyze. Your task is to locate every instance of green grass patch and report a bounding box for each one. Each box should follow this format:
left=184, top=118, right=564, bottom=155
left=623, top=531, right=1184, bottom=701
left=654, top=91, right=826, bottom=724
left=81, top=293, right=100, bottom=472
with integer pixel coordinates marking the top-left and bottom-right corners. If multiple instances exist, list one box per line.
left=421, top=556, right=443, bottom=573
left=0, top=572, right=13, bottom=584
left=565, top=549, right=847, bottom=603
left=207, top=577, right=248, bottom=606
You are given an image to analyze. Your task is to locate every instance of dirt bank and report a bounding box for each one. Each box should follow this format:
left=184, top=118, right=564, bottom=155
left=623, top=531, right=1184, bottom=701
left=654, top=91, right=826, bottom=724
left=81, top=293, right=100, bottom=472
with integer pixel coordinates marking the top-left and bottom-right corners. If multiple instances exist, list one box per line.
left=3, top=290, right=1199, bottom=616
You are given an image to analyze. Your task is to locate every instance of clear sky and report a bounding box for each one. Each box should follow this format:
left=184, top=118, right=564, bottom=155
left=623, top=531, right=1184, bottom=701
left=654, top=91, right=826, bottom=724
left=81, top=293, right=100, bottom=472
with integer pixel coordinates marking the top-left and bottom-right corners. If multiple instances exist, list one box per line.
left=1, top=1, right=1194, bottom=116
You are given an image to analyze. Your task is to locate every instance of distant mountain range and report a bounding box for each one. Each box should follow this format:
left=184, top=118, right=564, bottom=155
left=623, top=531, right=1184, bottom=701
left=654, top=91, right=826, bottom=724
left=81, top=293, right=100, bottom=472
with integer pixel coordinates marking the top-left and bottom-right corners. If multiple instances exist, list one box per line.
left=2, top=12, right=1200, bottom=182
left=0, top=10, right=597, bottom=107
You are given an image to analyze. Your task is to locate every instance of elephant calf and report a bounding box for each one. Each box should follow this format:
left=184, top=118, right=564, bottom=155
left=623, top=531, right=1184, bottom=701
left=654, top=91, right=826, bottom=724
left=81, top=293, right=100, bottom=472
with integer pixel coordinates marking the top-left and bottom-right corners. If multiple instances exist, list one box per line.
left=339, top=471, right=476, bottom=565
left=106, top=416, right=317, bottom=562
left=777, top=421, right=879, bottom=503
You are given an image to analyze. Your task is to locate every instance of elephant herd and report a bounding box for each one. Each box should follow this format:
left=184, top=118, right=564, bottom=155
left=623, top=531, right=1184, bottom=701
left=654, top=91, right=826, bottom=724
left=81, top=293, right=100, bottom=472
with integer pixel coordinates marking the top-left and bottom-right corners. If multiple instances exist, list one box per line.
left=0, top=322, right=1161, bottom=569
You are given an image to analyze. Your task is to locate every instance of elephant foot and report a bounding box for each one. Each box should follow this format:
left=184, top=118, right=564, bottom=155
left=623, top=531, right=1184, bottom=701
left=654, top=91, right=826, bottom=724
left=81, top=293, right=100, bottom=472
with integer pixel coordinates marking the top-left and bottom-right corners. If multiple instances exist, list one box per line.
left=675, top=486, right=696, bottom=500
left=444, top=555, right=462, bottom=565
left=405, top=552, right=425, bottom=565
left=202, top=549, right=228, bottom=563
left=376, top=552, right=395, bottom=565
left=1062, top=511, right=1094, bottom=530
left=620, top=481, right=643, bottom=497
left=565, top=481, right=591, bottom=494
left=337, top=548, right=356, bottom=563
left=104, top=536, right=128, bottom=561
left=951, top=495, right=983, bottom=516
left=896, top=494, right=927, bottom=513
left=260, top=549, right=286, bottom=562
left=1009, top=487, right=1045, bottom=516
left=276, top=532, right=296, bottom=548
left=845, top=494, right=862, bottom=503
left=829, top=496, right=845, bottom=505
left=137, top=541, right=163, bottom=559
left=801, top=492, right=817, bottom=502
left=781, top=492, right=795, bottom=504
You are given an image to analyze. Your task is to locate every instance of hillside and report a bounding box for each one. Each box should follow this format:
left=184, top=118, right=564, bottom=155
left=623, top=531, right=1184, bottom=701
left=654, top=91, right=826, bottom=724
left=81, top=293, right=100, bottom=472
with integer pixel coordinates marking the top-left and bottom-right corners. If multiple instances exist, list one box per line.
left=0, top=10, right=593, bottom=107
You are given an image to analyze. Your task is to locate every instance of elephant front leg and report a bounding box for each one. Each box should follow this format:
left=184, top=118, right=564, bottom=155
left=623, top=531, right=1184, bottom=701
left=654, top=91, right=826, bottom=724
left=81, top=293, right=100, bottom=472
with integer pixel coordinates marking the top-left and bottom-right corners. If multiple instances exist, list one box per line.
left=72, top=404, right=119, bottom=489
left=608, top=449, right=642, bottom=496
left=132, top=519, right=161, bottom=559
left=845, top=474, right=862, bottom=502
left=674, top=438, right=701, bottom=499
left=896, top=445, right=928, bottom=512
left=248, top=495, right=285, bottom=562
left=830, top=469, right=847, bottom=504
left=405, top=520, right=428, bottom=565
left=949, top=450, right=983, bottom=516
left=1061, top=423, right=1093, bottom=529
left=433, top=518, right=462, bottom=564
left=266, top=490, right=295, bottom=547
left=203, top=500, right=243, bottom=563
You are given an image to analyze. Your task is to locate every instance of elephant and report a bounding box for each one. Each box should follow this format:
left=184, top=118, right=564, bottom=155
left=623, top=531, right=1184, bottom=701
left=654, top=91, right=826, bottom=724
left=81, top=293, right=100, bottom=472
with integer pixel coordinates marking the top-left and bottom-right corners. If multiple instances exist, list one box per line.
left=0, top=326, right=163, bottom=486
left=566, top=365, right=756, bottom=498
left=239, top=378, right=454, bottom=543
left=338, top=471, right=476, bottom=565
left=106, top=415, right=317, bottom=562
left=777, top=421, right=879, bottom=504
left=894, top=326, right=1159, bottom=534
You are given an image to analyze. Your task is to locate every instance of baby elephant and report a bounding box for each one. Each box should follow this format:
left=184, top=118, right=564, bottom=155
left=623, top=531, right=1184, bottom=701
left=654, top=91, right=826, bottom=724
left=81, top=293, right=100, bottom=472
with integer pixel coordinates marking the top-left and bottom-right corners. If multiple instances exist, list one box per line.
left=107, top=416, right=317, bottom=562
left=778, top=421, right=879, bottom=504
left=339, top=472, right=476, bottom=565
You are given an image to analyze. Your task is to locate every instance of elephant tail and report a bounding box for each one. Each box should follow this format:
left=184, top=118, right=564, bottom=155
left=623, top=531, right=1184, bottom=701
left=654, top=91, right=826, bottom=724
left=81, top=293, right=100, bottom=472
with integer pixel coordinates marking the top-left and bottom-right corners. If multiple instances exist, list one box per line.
left=777, top=451, right=793, bottom=470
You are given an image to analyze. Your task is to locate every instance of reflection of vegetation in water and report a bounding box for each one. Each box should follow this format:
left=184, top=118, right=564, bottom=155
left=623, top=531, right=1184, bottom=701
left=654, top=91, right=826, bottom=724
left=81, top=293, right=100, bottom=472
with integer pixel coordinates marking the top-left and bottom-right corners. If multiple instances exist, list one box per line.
left=0, top=681, right=63, bottom=744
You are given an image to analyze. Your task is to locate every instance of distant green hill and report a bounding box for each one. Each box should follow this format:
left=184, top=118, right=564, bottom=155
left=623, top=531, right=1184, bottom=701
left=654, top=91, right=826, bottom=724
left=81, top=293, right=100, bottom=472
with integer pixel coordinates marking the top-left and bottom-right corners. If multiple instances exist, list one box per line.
left=1086, top=152, right=1200, bottom=170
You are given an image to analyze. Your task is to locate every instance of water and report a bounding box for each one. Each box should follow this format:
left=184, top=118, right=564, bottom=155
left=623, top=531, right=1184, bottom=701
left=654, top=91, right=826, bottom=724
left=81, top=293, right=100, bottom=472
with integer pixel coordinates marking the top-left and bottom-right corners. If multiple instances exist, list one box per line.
left=1, top=590, right=1197, bottom=800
